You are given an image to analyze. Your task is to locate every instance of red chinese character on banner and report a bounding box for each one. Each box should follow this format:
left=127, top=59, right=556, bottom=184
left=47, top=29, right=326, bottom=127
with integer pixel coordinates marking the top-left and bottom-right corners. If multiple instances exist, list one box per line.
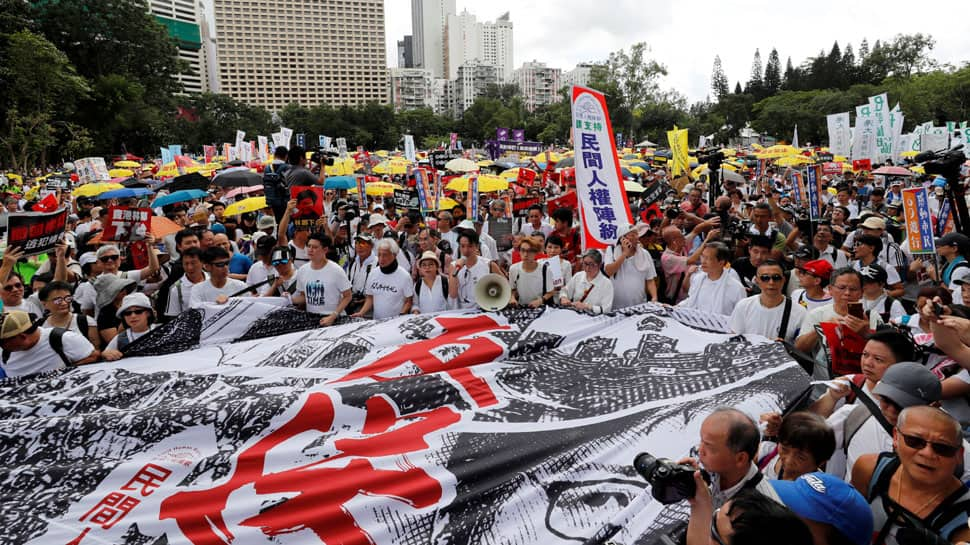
left=79, top=491, right=140, bottom=529
left=160, top=393, right=457, bottom=545
left=120, top=463, right=172, bottom=496
left=335, top=315, right=508, bottom=408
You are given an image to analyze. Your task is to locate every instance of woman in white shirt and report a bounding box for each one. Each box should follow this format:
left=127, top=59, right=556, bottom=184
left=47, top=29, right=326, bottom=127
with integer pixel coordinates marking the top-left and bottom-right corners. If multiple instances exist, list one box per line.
left=509, top=236, right=555, bottom=308
left=412, top=251, right=450, bottom=314
left=102, top=293, right=158, bottom=360
left=39, top=280, right=100, bottom=348
left=560, top=249, right=614, bottom=314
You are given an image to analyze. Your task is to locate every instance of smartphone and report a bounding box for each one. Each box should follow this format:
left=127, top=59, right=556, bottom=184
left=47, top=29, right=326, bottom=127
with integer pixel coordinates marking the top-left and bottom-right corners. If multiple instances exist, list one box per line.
left=933, top=302, right=945, bottom=317
left=847, top=302, right=865, bottom=320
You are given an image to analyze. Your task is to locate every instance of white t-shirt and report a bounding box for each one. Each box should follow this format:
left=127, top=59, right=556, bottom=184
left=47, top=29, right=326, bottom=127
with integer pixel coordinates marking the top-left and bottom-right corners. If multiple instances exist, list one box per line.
left=365, top=266, right=414, bottom=320
left=518, top=221, right=553, bottom=238
left=678, top=270, right=746, bottom=316
left=414, top=276, right=450, bottom=313
left=790, top=288, right=833, bottom=311
left=509, top=262, right=554, bottom=304
left=561, top=271, right=614, bottom=314
left=167, top=274, right=207, bottom=316
left=40, top=313, right=91, bottom=338
left=75, top=281, right=97, bottom=313
left=1, top=328, right=95, bottom=378
left=189, top=277, right=248, bottom=309
left=246, top=261, right=274, bottom=286
left=4, top=299, right=44, bottom=319
left=295, top=260, right=351, bottom=314
left=349, top=254, right=377, bottom=294
left=729, top=295, right=807, bottom=342
left=452, top=257, right=493, bottom=309
left=604, top=246, right=657, bottom=309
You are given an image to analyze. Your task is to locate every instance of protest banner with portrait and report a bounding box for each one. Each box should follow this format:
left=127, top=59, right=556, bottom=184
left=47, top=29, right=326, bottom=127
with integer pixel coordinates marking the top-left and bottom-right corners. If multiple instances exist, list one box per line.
left=74, top=157, right=110, bottom=184
left=102, top=206, right=151, bottom=242
left=7, top=208, right=68, bottom=256
left=289, top=186, right=324, bottom=232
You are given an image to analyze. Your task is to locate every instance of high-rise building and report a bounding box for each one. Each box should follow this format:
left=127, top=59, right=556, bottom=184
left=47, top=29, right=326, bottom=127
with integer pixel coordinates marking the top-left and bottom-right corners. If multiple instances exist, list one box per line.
left=448, top=61, right=498, bottom=117
left=397, top=35, right=414, bottom=68
left=412, top=0, right=455, bottom=78
left=149, top=0, right=207, bottom=94
left=444, top=10, right=513, bottom=82
left=481, top=12, right=513, bottom=82
left=562, top=63, right=597, bottom=91
left=513, top=61, right=562, bottom=112
left=212, top=0, right=387, bottom=110
left=389, top=68, right=434, bottom=111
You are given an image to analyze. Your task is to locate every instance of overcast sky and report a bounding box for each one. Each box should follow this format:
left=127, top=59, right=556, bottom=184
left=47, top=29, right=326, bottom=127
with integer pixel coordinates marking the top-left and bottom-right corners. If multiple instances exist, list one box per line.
left=384, top=0, right=968, bottom=104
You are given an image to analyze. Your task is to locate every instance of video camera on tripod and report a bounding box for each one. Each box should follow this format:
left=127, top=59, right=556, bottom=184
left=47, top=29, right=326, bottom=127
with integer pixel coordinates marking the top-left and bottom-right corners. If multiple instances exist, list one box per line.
left=915, top=145, right=968, bottom=232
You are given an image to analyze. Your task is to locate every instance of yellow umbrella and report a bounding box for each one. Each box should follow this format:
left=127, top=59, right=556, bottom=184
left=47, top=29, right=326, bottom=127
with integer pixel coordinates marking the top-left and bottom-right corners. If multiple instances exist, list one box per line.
left=755, top=145, right=799, bottom=159
left=529, top=152, right=561, bottom=163
left=446, top=174, right=509, bottom=193
left=108, top=168, right=134, bottom=178
left=349, top=182, right=400, bottom=197
left=909, top=165, right=925, bottom=174
left=113, top=160, right=140, bottom=168
left=476, top=159, right=493, bottom=167
left=5, top=173, right=24, bottom=183
left=25, top=185, right=40, bottom=199
left=627, top=165, right=646, bottom=175
left=325, top=157, right=357, bottom=176
left=74, top=182, right=124, bottom=197
left=224, top=196, right=267, bottom=216
left=373, top=160, right=409, bottom=175
left=774, top=156, right=812, bottom=167
left=832, top=155, right=848, bottom=162
left=204, top=162, right=223, bottom=170
left=436, top=197, right=459, bottom=210
left=722, top=149, right=737, bottom=157
left=498, top=168, right=521, bottom=179
left=375, top=150, right=389, bottom=157
left=900, top=151, right=920, bottom=158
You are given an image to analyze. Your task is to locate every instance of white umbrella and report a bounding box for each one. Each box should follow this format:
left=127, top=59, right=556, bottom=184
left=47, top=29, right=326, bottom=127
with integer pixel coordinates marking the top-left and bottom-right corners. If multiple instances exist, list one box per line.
left=634, top=139, right=657, bottom=147
left=696, top=167, right=745, bottom=184
left=444, top=157, right=478, bottom=173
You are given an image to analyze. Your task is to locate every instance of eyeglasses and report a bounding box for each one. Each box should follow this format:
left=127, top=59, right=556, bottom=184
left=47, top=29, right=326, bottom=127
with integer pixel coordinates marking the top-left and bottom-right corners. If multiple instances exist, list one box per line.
left=51, top=296, right=73, bottom=305
left=831, top=284, right=862, bottom=293
left=210, top=261, right=230, bottom=268
left=897, top=428, right=961, bottom=457
left=99, top=255, right=120, bottom=263
left=3, top=283, right=23, bottom=291
left=122, top=308, right=148, bottom=317
left=758, top=274, right=784, bottom=283
left=519, top=248, right=537, bottom=254
left=711, top=507, right=728, bottom=545
left=582, top=261, right=597, bottom=268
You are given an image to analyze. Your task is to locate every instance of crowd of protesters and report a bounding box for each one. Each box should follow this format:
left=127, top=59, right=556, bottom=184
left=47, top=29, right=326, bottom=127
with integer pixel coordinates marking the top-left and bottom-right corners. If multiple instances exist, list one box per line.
left=4, top=142, right=970, bottom=544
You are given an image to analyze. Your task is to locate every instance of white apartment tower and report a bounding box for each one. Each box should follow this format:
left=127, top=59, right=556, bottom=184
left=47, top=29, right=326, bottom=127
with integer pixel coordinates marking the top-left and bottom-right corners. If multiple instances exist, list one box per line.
left=482, top=12, right=513, bottom=82
left=412, top=0, right=455, bottom=79
left=445, top=10, right=513, bottom=82
left=389, top=68, right=435, bottom=111
left=212, top=0, right=387, bottom=110
left=149, top=0, right=207, bottom=93
left=513, top=61, right=562, bottom=112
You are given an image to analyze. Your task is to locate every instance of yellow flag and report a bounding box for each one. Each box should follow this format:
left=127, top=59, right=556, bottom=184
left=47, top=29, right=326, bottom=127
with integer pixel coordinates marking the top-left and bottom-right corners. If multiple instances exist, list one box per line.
left=666, top=127, right=689, bottom=177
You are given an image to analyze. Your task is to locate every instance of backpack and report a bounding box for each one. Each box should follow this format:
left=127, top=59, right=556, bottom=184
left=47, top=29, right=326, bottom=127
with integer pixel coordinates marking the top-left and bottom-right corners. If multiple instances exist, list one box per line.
left=415, top=276, right=449, bottom=303
left=3, top=328, right=72, bottom=367
left=263, top=162, right=290, bottom=207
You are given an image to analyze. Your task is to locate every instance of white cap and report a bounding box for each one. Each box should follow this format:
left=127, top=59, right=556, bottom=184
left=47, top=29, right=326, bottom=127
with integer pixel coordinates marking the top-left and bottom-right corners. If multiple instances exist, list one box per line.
left=116, top=292, right=153, bottom=318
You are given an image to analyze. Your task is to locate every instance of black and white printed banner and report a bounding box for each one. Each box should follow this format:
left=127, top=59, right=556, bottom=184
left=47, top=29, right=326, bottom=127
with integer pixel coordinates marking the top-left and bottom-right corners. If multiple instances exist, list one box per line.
left=0, top=302, right=808, bottom=545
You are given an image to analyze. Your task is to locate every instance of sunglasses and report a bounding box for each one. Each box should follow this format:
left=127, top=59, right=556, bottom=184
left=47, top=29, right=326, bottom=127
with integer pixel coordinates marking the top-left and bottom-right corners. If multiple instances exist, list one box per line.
left=3, top=283, right=23, bottom=291
left=122, top=308, right=148, bottom=317
left=210, top=261, right=230, bottom=268
left=758, top=274, right=784, bottom=282
left=271, top=259, right=289, bottom=266
left=897, top=429, right=961, bottom=457
left=99, top=255, right=120, bottom=263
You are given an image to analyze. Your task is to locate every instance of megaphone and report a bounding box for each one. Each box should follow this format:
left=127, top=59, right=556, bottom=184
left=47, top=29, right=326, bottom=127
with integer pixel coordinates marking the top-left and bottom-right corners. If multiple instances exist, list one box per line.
left=474, top=273, right=511, bottom=312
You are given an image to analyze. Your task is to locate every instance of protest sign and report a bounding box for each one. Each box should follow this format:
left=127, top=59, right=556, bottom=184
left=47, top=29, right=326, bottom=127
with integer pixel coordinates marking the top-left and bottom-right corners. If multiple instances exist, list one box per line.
left=234, top=130, right=246, bottom=154
left=822, top=162, right=843, bottom=175
left=296, top=133, right=306, bottom=149
left=790, top=171, right=804, bottom=206
left=852, top=104, right=877, bottom=162
left=102, top=206, right=151, bottom=242
left=403, top=135, right=416, bottom=162
left=393, top=189, right=418, bottom=210
left=851, top=159, right=871, bottom=173
left=488, top=217, right=514, bottom=252
left=257, top=136, right=268, bottom=162
left=289, top=186, right=323, bottom=232
left=666, top=127, right=689, bottom=177
left=902, top=187, right=936, bottom=254
left=7, top=208, right=68, bottom=256
left=280, top=127, right=293, bottom=148
left=203, top=145, right=216, bottom=164
left=516, top=168, right=537, bottom=186
left=805, top=165, right=823, bottom=221
left=74, top=157, right=111, bottom=184
left=465, top=175, right=479, bottom=219
left=512, top=196, right=543, bottom=218
left=414, top=169, right=433, bottom=212
left=920, top=131, right=947, bottom=153
left=45, top=175, right=71, bottom=191
left=572, top=86, right=633, bottom=250
left=546, top=190, right=577, bottom=218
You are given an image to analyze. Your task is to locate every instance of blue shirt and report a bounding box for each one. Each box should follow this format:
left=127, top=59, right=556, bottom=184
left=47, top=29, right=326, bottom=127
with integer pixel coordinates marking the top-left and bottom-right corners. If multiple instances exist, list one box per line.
left=229, top=252, right=252, bottom=275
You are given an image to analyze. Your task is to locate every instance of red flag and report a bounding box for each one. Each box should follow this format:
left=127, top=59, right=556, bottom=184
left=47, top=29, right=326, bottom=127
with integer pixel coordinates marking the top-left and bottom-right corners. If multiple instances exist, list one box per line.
left=34, top=193, right=60, bottom=213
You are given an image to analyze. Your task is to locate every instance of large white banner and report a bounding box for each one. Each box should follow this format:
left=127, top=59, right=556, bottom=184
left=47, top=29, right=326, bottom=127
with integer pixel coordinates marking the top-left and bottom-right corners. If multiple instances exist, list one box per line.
left=852, top=104, right=877, bottom=162
left=2, top=300, right=809, bottom=545
left=571, top=86, right=634, bottom=250
left=869, top=93, right=891, bottom=162
left=827, top=112, right=851, bottom=156
left=403, top=134, right=416, bottom=162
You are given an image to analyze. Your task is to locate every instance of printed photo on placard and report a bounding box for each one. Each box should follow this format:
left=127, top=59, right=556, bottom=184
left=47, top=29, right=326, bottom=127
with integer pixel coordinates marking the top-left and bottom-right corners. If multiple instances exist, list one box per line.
left=290, top=186, right=323, bottom=231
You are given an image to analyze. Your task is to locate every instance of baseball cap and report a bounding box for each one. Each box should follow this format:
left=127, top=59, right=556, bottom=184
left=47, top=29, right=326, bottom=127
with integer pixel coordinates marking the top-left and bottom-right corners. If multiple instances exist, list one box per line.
left=367, top=214, right=389, bottom=228
left=860, top=216, right=887, bottom=230
left=257, top=215, right=277, bottom=230
left=770, top=472, right=873, bottom=545
left=0, top=310, right=34, bottom=340
left=937, top=233, right=970, bottom=254
left=116, top=292, right=153, bottom=318
left=615, top=222, right=647, bottom=240
left=78, top=252, right=97, bottom=268
left=800, top=259, right=833, bottom=279
left=872, top=361, right=942, bottom=408
left=859, top=264, right=888, bottom=285
left=354, top=233, right=375, bottom=244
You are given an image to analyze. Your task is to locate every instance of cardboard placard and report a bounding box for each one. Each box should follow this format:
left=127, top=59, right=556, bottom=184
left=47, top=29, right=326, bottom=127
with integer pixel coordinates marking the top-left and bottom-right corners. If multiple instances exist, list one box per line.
left=488, top=217, right=514, bottom=252
left=852, top=159, right=872, bottom=173
left=290, top=186, right=323, bottom=232
left=393, top=189, right=419, bottom=210
left=102, top=206, right=151, bottom=242
left=7, top=208, right=68, bottom=256
left=512, top=196, right=543, bottom=218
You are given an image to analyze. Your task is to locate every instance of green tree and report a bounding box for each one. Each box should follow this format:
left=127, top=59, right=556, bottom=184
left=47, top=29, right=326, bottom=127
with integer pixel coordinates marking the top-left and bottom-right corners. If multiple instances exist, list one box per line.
left=0, top=30, right=91, bottom=171
left=711, top=55, right=729, bottom=100
left=764, top=49, right=782, bottom=95
left=591, top=42, right=668, bottom=137
left=745, top=49, right=764, bottom=98
left=172, top=93, right=273, bottom=148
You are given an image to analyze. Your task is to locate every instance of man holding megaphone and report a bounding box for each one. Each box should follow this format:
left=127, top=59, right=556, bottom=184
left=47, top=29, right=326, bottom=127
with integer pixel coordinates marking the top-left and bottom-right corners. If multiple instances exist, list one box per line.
left=447, top=230, right=503, bottom=310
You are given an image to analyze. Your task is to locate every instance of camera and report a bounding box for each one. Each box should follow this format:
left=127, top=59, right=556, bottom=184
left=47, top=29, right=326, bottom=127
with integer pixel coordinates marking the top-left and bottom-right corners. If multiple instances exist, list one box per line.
left=696, top=148, right=725, bottom=170
left=437, top=240, right=452, bottom=255
left=311, top=149, right=339, bottom=167
left=634, top=452, right=710, bottom=504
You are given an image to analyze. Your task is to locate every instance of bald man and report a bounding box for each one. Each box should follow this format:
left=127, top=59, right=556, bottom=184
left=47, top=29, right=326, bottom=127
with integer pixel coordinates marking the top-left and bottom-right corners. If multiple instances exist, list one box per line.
left=660, top=223, right=720, bottom=304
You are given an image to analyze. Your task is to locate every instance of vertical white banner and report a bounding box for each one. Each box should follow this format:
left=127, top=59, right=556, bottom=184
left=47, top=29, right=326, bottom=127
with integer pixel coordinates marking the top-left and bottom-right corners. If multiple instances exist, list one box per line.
left=869, top=93, right=891, bottom=162
left=234, top=130, right=245, bottom=154
left=827, top=112, right=851, bottom=157
left=280, top=127, right=293, bottom=148
left=403, top=135, right=416, bottom=162
left=257, top=136, right=268, bottom=162
left=852, top=104, right=877, bottom=162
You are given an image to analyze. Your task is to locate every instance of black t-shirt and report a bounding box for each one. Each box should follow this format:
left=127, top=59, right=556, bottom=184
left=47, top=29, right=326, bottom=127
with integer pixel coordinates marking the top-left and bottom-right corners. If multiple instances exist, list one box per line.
left=97, top=305, right=121, bottom=333
left=284, top=166, right=317, bottom=188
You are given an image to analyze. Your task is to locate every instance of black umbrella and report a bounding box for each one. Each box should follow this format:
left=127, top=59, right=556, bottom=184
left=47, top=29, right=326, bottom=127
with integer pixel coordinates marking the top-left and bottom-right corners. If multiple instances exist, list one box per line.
left=212, top=167, right=262, bottom=188
left=158, top=172, right=210, bottom=193
left=120, top=177, right=152, bottom=188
